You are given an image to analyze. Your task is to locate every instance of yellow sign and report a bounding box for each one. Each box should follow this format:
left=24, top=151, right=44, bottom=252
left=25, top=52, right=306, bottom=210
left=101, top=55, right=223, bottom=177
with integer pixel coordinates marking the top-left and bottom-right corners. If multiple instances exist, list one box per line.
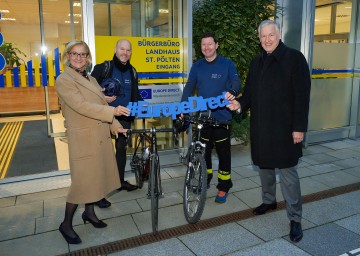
left=95, top=36, right=183, bottom=73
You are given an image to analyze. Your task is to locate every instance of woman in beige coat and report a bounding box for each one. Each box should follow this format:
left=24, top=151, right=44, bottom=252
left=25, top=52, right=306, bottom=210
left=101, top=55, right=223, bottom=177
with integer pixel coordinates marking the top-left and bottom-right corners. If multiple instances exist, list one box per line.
left=56, top=40, right=129, bottom=244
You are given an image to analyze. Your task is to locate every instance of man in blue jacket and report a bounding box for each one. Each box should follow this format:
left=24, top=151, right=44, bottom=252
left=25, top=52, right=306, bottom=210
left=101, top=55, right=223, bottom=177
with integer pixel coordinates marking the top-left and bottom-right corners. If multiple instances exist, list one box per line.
left=91, top=39, right=143, bottom=208
left=227, top=20, right=311, bottom=242
left=181, top=32, right=241, bottom=203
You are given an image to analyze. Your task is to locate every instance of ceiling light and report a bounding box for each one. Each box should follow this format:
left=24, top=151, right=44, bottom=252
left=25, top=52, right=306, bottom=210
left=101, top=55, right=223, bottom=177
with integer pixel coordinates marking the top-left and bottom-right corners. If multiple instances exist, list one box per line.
left=68, top=13, right=82, bottom=17
left=159, top=9, right=169, bottom=14
left=73, top=3, right=81, bottom=7
left=1, top=18, right=16, bottom=21
left=41, top=46, right=47, bottom=55
left=0, top=10, right=10, bottom=13
left=65, top=20, right=79, bottom=24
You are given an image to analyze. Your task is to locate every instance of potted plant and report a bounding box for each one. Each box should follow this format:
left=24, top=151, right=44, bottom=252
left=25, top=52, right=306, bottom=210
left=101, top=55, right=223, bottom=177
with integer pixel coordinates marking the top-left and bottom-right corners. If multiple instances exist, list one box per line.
left=0, top=42, right=27, bottom=69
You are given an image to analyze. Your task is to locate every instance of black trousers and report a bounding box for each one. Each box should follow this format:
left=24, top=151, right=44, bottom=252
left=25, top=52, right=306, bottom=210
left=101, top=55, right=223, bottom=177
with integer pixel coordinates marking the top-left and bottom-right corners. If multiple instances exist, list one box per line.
left=115, top=119, right=131, bottom=183
left=200, top=125, right=232, bottom=192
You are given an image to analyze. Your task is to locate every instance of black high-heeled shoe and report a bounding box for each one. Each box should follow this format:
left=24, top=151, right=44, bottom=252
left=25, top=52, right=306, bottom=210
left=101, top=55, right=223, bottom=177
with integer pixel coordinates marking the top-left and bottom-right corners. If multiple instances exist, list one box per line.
left=81, top=211, right=107, bottom=228
left=59, top=223, right=82, bottom=244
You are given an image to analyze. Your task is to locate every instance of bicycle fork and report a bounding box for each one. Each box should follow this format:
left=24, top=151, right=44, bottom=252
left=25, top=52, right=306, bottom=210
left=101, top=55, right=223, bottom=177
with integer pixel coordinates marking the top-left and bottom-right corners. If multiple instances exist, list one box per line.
left=147, top=155, right=164, bottom=199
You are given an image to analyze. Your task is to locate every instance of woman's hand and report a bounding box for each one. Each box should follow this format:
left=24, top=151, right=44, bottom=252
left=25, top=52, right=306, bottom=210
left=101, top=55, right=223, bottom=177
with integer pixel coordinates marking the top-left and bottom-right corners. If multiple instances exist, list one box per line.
left=114, top=106, right=130, bottom=116
left=105, top=95, right=117, bottom=103
left=113, top=127, right=128, bottom=139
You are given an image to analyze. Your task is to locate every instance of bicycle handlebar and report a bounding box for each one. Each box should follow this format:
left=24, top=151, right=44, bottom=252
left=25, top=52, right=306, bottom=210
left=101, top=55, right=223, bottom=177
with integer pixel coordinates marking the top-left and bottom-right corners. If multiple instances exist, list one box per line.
left=126, top=127, right=179, bottom=146
left=127, top=127, right=177, bottom=136
left=182, top=114, right=232, bottom=126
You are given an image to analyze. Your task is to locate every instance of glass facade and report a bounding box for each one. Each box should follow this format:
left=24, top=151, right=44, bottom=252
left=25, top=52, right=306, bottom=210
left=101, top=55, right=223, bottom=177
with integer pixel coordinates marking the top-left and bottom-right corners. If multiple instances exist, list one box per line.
left=307, top=0, right=359, bottom=143
left=0, top=0, right=188, bottom=179
left=0, top=0, right=83, bottom=178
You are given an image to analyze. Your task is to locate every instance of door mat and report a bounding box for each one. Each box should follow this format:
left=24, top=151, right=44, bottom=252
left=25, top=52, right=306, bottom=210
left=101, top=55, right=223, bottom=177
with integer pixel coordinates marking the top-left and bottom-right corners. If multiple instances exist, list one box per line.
left=2, top=120, right=57, bottom=178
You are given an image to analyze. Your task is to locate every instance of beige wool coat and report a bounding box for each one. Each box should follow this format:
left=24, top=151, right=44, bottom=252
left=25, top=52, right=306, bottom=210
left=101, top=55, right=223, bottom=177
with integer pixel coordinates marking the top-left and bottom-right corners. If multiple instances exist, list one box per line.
left=56, top=66, right=121, bottom=204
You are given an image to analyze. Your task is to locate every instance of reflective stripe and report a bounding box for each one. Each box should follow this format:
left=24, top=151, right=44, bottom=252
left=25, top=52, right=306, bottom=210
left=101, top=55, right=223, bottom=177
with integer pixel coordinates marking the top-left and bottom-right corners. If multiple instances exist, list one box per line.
left=218, top=170, right=231, bottom=180
left=201, top=136, right=209, bottom=141
left=215, top=137, right=228, bottom=143
left=207, top=169, right=213, bottom=174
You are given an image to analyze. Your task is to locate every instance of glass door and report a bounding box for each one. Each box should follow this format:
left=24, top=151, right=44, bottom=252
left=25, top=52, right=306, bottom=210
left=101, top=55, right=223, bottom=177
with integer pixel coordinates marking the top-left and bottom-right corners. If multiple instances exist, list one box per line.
left=92, top=0, right=186, bottom=155
left=0, top=0, right=83, bottom=179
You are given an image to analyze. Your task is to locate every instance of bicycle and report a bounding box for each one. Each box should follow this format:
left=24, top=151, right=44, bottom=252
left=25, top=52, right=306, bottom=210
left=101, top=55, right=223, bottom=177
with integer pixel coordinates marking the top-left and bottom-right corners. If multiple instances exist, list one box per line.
left=179, top=112, right=231, bottom=224
left=127, top=126, right=176, bottom=235
left=130, top=126, right=151, bottom=189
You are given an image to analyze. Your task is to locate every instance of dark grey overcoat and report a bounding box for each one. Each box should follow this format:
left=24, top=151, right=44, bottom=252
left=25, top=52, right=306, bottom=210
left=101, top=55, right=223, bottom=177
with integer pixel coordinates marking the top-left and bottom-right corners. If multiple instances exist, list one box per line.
left=239, top=41, right=311, bottom=169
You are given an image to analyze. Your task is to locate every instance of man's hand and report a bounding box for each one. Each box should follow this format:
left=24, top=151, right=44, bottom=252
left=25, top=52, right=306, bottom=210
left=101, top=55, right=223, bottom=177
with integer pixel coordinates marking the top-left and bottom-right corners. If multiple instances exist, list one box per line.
left=226, top=99, right=241, bottom=111
left=113, top=127, right=128, bottom=139
left=105, top=95, right=117, bottom=103
left=225, top=91, right=236, bottom=101
left=114, top=106, right=130, bottom=116
left=292, top=131, right=304, bottom=144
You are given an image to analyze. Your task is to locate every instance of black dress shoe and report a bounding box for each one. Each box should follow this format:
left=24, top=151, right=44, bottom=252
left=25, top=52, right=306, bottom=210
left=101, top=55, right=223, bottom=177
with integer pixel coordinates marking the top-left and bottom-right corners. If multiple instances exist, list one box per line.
left=118, top=181, right=138, bottom=192
left=59, top=223, right=82, bottom=244
left=290, top=220, right=303, bottom=242
left=253, top=202, right=277, bottom=215
left=95, top=198, right=111, bottom=208
left=82, top=211, right=107, bottom=228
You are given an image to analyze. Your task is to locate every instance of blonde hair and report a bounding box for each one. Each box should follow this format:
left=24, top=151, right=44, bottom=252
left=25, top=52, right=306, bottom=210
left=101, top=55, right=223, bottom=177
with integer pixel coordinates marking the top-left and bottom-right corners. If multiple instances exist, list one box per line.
left=61, top=40, right=92, bottom=68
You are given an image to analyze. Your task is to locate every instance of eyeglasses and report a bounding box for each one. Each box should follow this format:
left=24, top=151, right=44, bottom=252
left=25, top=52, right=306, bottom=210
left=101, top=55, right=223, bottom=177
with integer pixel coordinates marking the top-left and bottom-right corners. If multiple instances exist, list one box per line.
left=69, top=52, right=88, bottom=58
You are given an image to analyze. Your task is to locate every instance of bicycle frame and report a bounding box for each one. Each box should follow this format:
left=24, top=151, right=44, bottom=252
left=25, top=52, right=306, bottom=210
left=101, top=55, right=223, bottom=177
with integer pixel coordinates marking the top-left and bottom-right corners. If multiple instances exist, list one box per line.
left=130, top=132, right=151, bottom=189
left=181, top=114, right=231, bottom=224
left=182, top=115, right=229, bottom=162
left=127, top=126, right=176, bottom=234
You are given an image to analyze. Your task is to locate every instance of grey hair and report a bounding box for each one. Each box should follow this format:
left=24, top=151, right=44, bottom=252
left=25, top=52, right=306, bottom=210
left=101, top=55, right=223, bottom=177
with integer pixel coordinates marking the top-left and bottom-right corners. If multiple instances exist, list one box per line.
left=258, top=20, right=281, bottom=38
left=61, top=40, right=92, bottom=68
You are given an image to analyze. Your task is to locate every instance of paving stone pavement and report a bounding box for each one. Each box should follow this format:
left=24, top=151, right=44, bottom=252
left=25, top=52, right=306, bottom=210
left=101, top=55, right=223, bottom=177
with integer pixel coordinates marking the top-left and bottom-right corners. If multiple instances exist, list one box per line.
left=1, top=139, right=360, bottom=256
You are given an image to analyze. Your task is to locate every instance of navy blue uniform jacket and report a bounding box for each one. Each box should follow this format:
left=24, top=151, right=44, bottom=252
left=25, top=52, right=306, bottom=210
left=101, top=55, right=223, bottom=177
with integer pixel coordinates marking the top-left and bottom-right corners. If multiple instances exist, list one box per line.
left=239, top=41, right=311, bottom=169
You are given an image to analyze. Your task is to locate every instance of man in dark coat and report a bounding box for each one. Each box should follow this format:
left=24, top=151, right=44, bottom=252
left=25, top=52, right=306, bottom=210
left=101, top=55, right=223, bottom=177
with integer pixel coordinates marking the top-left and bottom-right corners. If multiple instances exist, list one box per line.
left=91, top=39, right=143, bottom=208
left=226, top=20, right=311, bottom=242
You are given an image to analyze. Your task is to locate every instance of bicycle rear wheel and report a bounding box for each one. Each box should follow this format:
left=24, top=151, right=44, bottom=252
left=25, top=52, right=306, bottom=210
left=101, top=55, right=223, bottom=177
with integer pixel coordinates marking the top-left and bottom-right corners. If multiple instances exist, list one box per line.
left=183, top=153, right=207, bottom=224
left=150, top=154, right=160, bottom=234
left=131, top=155, right=144, bottom=189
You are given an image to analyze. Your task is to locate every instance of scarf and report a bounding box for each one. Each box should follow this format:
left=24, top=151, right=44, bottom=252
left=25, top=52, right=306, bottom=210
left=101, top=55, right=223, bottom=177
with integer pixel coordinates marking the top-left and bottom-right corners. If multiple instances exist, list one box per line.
left=112, top=54, right=131, bottom=73
left=69, top=64, right=89, bottom=80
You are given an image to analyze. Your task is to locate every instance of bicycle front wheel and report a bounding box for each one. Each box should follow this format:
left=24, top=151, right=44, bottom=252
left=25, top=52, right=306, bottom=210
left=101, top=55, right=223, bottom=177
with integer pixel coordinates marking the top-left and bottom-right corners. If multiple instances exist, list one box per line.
left=150, top=154, right=160, bottom=234
left=183, top=153, right=207, bottom=224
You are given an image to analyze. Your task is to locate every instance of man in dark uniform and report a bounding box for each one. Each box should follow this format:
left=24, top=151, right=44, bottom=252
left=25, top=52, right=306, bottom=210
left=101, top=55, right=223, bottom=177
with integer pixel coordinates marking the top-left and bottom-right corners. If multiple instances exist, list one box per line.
left=92, top=39, right=142, bottom=208
left=227, top=20, right=311, bottom=242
